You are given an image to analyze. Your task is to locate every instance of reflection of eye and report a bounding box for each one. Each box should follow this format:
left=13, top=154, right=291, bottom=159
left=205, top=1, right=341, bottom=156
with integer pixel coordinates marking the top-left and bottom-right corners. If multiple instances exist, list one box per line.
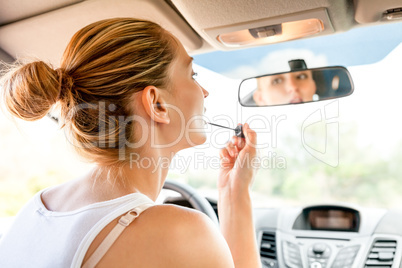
left=297, top=73, right=308, bottom=79
left=272, top=78, right=283, bottom=85
left=192, top=72, right=198, bottom=80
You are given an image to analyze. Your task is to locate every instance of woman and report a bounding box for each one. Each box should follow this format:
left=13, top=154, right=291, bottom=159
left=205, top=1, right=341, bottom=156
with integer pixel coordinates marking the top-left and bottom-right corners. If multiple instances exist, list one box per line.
left=0, top=18, right=261, bottom=267
left=253, top=70, right=317, bottom=105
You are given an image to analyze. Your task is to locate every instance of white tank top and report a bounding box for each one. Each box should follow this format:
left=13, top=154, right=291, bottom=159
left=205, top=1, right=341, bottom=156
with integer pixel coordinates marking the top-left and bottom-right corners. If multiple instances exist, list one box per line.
left=0, top=187, right=155, bottom=268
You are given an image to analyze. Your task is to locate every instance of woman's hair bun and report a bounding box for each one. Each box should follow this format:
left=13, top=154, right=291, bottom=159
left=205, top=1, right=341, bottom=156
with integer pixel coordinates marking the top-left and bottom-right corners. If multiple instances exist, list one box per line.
left=1, top=61, right=62, bottom=121
left=1, top=18, right=175, bottom=167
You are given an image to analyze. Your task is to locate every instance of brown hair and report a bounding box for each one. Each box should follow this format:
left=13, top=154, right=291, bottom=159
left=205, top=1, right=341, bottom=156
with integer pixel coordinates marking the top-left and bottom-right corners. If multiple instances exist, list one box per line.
left=1, top=18, right=176, bottom=166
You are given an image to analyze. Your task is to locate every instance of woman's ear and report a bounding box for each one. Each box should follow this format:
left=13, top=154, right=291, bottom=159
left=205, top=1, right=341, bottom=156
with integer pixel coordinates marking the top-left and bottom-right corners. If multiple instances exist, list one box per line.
left=141, top=86, right=170, bottom=124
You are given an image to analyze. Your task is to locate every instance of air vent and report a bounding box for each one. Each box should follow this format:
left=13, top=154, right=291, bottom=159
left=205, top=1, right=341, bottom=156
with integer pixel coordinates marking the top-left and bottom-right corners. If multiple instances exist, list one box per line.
left=365, top=239, right=397, bottom=267
left=260, top=231, right=277, bottom=260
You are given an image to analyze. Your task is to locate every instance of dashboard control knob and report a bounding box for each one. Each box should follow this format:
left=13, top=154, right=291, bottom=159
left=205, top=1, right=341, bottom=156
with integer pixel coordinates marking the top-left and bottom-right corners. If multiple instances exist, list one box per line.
left=310, top=262, right=322, bottom=268
left=313, top=243, right=327, bottom=254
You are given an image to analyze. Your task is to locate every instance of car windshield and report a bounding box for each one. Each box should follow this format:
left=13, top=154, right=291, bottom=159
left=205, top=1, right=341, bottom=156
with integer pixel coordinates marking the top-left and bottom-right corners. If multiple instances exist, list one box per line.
left=1, top=22, right=402, bottom=217
left=188, top=21, right=402, bottom=208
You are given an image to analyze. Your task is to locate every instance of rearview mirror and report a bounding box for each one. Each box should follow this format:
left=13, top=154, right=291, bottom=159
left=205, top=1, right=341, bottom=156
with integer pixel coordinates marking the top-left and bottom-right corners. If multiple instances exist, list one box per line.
left=238, top=66, right=354, bottom=107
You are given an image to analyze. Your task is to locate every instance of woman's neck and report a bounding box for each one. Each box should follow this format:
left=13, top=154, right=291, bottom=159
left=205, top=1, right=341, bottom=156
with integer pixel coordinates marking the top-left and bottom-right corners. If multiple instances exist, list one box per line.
left=90, top=146, right=176, bottom=202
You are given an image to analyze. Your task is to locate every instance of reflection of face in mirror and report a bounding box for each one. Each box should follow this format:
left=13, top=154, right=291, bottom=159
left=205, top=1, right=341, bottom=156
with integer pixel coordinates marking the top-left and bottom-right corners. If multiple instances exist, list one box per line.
left=253, top=70, right=317, bottom=105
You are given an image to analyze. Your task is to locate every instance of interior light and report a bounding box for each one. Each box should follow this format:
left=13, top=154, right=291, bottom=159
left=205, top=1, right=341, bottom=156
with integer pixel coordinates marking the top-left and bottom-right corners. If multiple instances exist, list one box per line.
left=217, top=18, right=324, bottom=47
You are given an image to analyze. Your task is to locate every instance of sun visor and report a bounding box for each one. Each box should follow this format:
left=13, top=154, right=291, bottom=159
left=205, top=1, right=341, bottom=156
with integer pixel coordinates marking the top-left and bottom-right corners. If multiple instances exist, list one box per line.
left=0, top=0, right=203, bottom=65
left=0, top=0, right=83, bottom=25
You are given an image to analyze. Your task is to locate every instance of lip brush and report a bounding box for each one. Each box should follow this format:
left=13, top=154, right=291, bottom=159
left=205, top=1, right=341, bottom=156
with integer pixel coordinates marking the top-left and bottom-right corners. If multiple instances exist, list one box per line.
left=207, top=122, right=245, bottom=138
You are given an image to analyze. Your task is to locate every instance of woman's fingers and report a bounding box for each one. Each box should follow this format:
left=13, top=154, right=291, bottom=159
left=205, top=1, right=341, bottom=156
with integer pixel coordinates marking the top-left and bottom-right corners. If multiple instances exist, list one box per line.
left=227, top=124, right=256, bottom=157
left=242, top=123, right=257, bottom=153
left=225, top=138, right=239, bottom=157
left=244, top=123, right=257, bottom=144
left=231, top=135, right=245, bottom=150
left=219, top=136, right=241, bottom=166
left=219, top=123, right=256, bottom=166
left=219, top=147, right=231, bottom=161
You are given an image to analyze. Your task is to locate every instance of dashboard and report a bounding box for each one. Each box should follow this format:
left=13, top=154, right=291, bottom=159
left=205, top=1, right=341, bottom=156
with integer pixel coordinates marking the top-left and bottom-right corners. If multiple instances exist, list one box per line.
left=164, top=194, right=402, bottom=268
left=255, top=205, right=402, bottom=268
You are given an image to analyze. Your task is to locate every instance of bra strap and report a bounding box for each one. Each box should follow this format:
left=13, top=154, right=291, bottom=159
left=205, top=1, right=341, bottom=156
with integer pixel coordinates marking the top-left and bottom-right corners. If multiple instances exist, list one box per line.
left=82, top=202, right=154, bottom=268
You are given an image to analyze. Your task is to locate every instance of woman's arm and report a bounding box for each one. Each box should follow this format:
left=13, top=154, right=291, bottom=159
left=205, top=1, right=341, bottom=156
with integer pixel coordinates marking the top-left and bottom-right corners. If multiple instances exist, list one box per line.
left=218, top=123, right=261, bottom=268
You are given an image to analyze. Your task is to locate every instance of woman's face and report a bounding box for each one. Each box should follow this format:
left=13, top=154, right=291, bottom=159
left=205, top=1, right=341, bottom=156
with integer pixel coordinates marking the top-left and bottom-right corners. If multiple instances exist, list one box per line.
left=164, top=37, right=209, bottom=148
left=253, top=70, right=316, bottom=105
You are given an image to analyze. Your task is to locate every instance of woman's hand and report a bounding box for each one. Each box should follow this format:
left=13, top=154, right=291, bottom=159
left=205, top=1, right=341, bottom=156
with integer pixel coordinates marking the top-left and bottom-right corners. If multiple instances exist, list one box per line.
left=217, top=123, right=262, bottom=268
left=218, top=123, right=260, bottom=196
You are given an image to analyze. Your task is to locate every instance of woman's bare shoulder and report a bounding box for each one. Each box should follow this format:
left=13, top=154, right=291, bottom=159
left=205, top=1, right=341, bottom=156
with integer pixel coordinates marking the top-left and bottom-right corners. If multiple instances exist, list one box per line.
left=86, top=204, right=234, bottom=268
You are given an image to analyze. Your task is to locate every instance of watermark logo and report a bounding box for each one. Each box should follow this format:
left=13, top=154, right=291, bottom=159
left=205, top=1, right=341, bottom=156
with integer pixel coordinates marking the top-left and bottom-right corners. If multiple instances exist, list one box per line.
left=129, top=151, right=286, bottom=173
left=62, top=101, right=287, bottom=154
left=301, top=100, right=339, bottom=167
left=59, top=99, right=341, bottom=171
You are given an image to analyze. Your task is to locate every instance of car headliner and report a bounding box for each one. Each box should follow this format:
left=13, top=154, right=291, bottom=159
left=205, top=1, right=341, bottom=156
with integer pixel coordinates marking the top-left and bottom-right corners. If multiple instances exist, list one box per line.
left=0, top=0, right=401, bottom=67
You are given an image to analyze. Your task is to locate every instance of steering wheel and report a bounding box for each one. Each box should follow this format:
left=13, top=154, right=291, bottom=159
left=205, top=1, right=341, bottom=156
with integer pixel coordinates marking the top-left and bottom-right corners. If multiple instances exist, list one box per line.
left=163, top=180, right=219, bottom=226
